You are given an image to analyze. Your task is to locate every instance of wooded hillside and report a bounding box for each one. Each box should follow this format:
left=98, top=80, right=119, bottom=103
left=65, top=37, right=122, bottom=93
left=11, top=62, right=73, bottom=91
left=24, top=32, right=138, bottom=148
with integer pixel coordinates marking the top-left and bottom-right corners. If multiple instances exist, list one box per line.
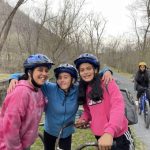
left=0, top=0, right=150, bottom=74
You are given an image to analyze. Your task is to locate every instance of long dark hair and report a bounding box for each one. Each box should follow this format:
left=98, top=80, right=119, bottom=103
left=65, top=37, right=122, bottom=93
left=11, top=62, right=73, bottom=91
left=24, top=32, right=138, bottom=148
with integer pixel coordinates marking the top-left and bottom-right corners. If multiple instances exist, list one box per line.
left=18, top=73, right=29, bottom=80
left=77, top=74, right=103, bottom=105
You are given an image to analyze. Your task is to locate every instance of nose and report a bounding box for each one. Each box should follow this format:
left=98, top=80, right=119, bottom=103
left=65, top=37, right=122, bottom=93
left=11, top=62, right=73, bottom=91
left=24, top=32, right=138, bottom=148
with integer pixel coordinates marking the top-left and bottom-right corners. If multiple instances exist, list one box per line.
left=42, top=70, right=48, bottom=76
left=83, top=69, right=89, bottom=74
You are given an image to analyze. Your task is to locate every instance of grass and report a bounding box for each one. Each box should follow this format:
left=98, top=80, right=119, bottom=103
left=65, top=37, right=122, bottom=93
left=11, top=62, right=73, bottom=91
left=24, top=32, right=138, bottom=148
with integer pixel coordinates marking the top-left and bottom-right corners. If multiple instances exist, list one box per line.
left=31, top=128, right=96, bottom=150
left=0, top=74, right=10, bottom=80
left=31, top=126, right=145, bottom=150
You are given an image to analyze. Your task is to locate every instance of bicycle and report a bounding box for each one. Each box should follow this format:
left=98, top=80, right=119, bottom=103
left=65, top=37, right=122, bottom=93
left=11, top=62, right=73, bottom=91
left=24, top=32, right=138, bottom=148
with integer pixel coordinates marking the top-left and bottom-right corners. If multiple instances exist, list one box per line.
left=35, top=121, right=99, bottom=150
left=33, top=107, right=117, bottom=150
left=54, top=121, right=98, bottom=150
left=54, top=121, right=118, bottom=150
left=138, top=91, right=150, bottom=129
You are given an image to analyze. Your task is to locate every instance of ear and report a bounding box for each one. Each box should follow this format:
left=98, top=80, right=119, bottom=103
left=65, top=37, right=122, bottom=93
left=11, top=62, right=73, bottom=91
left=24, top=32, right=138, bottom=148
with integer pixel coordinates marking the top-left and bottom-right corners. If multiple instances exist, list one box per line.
left=72, top=78, right=75, bottom=84
left=94, top=69, right=98, bottom=74
left=28, top=70, right=32, bottom=77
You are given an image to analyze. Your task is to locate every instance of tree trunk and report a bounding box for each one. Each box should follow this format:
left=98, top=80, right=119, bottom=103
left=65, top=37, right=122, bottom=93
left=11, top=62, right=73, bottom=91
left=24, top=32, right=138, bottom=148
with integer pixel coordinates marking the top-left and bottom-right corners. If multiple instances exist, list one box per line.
left=0, top=0, right=26, bottom=52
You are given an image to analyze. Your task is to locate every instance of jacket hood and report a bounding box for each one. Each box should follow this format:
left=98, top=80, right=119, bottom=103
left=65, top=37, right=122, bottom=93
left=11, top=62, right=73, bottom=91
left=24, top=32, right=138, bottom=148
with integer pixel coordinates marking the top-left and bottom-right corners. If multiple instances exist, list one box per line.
left=16, top=80, right=35, bottom=91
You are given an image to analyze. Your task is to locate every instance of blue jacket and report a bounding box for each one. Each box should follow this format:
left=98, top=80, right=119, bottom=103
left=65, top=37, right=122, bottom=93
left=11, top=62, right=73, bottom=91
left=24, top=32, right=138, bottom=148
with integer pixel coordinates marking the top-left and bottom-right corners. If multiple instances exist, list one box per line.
left=42, top=82, right=78, bottom=138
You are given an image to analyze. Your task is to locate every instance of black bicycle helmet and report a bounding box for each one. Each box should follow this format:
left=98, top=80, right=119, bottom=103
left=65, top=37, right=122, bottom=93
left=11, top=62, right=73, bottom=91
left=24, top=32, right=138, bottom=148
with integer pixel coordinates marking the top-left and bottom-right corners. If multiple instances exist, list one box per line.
left=74, top=53, right=100, bottom=71
left=24, top=54, right=54, bottom=72
left=54, top=63, right=78, bottom=81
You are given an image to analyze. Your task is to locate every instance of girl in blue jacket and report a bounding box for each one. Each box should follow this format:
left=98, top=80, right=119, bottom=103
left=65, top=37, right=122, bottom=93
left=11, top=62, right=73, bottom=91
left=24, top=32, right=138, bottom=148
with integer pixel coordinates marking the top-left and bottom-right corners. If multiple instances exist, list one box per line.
left=8, top=63, right=112, bottom=150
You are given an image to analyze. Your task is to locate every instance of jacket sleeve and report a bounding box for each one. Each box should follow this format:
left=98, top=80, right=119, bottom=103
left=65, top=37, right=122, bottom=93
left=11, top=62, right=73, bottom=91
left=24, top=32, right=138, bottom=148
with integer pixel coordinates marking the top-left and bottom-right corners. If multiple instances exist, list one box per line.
left=134, top=72, right=145, bottom=91
left=103, top=80, right=126, bottom=137
left=9, top=72, right=23, bottom=80
left=3, top=92, right=28, bottom=150
left=80, top=104, right=91, bottom=122
left=99, top=66, right=113, bottom=77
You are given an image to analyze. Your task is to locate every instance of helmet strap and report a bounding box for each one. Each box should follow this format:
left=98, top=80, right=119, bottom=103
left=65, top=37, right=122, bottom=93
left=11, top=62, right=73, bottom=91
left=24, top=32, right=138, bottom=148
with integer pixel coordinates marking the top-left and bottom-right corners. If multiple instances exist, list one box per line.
left=28, top=70, right=42, bottom=91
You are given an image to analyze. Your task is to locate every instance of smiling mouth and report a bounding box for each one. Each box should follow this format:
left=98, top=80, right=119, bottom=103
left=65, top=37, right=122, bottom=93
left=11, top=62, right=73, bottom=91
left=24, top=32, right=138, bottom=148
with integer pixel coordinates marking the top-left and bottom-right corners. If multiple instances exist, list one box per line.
left=39, top=77, right=47, bottom=81
left=84, top=75, right=91, bottom=78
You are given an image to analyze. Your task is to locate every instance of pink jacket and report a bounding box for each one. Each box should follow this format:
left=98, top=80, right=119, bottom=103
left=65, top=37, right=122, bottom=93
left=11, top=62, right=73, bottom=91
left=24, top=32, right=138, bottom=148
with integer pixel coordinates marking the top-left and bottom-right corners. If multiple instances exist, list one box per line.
left=81, top=79, right=128, bottom=138
left=0, top=80, right=45, bottom=150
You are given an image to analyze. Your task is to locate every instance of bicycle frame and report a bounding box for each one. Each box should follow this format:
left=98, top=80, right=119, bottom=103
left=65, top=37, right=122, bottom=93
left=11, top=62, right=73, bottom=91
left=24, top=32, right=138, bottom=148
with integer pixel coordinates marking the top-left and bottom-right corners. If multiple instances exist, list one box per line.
left=55, top=121, right=74, bottom=150
left=139, top=92, right=147, bottom=114
left=139, top=91, right=150, bottom=128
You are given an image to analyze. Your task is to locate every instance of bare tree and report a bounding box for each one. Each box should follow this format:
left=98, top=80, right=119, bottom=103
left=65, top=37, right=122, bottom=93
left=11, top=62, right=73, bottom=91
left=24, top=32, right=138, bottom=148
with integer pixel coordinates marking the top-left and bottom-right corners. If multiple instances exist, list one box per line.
left=0, top=0, right=28, bottom=52
left=46, top=0, right=86, bottom=64
left=128, top=0, right=150, bottom=51
left=83, top=13, right=107, bottom=56
left=34, top=0, right=50, bottom=52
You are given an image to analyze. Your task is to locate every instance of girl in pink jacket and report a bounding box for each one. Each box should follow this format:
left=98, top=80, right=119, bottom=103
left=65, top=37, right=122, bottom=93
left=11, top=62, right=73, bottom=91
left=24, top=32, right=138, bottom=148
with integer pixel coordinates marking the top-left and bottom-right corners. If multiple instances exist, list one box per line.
left=74, top=53, right=134, bottom=150
left=0, top=54, right=54, bottom=150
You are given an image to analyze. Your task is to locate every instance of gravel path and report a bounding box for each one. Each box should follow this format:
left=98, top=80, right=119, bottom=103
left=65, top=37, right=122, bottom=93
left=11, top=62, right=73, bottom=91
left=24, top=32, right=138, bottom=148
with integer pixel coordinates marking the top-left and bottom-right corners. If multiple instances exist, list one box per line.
left=114, top=72, right=150, bottom=150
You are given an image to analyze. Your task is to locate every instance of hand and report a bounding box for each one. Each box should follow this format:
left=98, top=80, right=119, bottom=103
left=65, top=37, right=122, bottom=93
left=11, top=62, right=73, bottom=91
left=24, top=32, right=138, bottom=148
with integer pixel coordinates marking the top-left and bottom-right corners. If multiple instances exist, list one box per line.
left=75, top=119, right=89, bottom=129
left=98, top=133, right=113, bottom=150
left=102, top=71, right=113, bottom=85
left=7, top=79, right=18, bottom=93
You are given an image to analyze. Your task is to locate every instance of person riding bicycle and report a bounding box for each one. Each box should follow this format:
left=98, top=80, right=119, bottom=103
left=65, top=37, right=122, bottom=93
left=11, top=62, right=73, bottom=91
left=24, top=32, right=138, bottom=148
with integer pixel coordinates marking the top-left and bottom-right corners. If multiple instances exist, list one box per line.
left=0, top=54, right=54, bottom=150
left=134, top=62, right=150, bottom=104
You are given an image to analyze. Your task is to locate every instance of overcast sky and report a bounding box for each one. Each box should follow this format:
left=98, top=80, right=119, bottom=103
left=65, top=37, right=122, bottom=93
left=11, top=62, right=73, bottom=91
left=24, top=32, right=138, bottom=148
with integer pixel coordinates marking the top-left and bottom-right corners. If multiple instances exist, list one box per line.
left=7, top=0, right=135, bottom=37
left=86, top=0, right=135, bottom=37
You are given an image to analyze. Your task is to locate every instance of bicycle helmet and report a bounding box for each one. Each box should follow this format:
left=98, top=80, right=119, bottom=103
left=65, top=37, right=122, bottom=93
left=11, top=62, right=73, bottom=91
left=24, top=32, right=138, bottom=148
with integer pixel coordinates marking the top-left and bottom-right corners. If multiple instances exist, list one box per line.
left=74, top=53, right=100, bottom=71
left=54, top=64, right=78, bottom=81
left=24, top=54, right=54, bottom=72
left=139, top=62, right=147, bottom=67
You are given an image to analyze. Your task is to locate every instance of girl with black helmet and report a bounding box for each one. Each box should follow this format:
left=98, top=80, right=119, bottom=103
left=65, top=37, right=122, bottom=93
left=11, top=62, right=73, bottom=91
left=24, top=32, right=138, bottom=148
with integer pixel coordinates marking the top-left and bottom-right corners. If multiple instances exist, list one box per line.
left=8, top=60, right=112, bottom=150
left=0, top=54, right=54, bottom=150
left=43, top=63, right=79, bottom=150
left=74, top=53, right=134, bottom=150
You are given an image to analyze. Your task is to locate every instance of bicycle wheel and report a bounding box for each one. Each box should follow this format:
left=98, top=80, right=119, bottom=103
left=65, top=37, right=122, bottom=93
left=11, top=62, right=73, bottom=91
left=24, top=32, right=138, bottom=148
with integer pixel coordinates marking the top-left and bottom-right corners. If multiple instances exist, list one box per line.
left=144, top=101, right=150, bottom=129
left=30, top=132, right=44, bottom=150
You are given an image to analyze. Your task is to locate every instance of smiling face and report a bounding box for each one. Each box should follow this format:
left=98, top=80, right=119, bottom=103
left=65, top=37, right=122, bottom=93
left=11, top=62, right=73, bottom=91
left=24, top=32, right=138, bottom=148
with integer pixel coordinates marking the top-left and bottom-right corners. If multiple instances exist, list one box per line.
left=79, top=63, right=97, bottom=82
left=57, top=72, right=72, bottom=92
left=29, top=66, right=49, bottom=86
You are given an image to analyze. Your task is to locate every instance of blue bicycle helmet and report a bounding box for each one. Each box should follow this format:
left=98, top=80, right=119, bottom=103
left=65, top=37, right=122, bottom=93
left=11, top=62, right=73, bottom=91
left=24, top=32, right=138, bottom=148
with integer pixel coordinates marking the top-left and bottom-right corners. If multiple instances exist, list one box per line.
left=54, top=64, right=78, bottom=81
left=24, top=54, right=54, bottom=72
left=74, top=53, right=100, bottom=70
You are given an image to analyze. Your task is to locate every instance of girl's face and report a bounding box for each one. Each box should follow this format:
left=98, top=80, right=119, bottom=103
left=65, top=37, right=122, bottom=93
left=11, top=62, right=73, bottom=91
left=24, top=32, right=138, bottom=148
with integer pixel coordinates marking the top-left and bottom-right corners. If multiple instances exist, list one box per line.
left=139, top=65, right=146, bottom=72
left=30, top=66, right=49, bottom=86
left=57, top=72, right=72, bottom=92
left=79, top=63, right=96, bottom=82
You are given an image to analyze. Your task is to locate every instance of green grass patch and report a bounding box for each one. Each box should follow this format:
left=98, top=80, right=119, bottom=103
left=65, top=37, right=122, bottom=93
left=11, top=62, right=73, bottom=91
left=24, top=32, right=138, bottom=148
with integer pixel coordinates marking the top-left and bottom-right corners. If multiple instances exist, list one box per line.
left=0, top=74, right=10, bottom=80
left=31, top=127, right=145, bottom=150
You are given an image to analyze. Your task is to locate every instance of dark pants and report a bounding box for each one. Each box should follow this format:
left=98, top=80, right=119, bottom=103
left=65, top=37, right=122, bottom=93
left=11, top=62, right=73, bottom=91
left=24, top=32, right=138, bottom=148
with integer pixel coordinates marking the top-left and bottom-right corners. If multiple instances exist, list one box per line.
left=95, top=129, right=134, bottom=150
left=44, top=130, right=72, bottom=150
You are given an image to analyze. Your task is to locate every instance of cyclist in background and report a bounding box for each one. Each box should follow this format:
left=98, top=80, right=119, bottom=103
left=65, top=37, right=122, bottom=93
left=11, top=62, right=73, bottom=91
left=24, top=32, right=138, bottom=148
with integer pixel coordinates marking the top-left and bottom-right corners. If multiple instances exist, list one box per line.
left=0, top=54, right=54, bottom=150
left=134, top=62, right=150, bottom=104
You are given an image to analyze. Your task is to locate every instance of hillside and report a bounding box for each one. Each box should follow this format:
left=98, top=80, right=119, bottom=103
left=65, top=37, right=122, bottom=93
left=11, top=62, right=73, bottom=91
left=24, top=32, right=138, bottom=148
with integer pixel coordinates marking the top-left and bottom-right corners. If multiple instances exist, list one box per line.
left=0, top=0, right=65, bottom=73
